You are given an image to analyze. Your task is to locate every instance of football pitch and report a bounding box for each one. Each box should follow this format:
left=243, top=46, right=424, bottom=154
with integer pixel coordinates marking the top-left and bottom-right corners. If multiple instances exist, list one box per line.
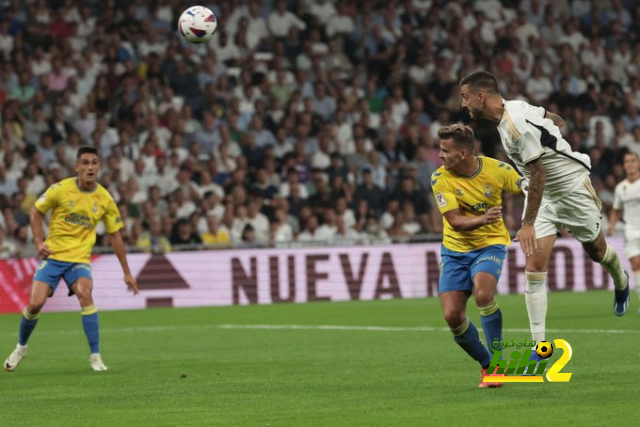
left=0, top=290, right=637, bottom=426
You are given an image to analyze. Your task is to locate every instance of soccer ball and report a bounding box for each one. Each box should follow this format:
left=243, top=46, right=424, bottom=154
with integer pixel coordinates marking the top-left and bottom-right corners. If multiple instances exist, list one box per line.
left=178, top=6, right=218, bottom=43
left=535, top=341, right=554, bottom=359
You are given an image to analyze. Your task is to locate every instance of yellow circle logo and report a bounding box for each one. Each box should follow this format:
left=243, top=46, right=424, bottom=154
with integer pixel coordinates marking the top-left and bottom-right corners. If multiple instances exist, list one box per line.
left=535, top=341, right=554, bottom=359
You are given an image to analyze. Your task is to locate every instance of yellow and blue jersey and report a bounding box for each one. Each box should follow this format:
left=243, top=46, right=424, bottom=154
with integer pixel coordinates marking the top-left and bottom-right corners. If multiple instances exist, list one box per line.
left=35, top=178, right=123, bottom=264
left=431, top=156, right=522, bottom=252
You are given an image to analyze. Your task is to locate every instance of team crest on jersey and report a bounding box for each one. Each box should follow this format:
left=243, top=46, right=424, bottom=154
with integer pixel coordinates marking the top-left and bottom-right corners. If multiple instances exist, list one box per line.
left=436, top=193, right=447, bottom=207
left=68, top=200, right=74, bottom=208
left=92, top=202, right=98, bottom=213
left=484, top=185, right=493, bottom=197
left=455, top=189, right=464, bottom=196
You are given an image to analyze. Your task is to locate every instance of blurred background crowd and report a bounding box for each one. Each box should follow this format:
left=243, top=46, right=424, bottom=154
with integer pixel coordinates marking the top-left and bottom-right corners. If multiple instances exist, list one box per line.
left=0, top=0, right=639, bottom=257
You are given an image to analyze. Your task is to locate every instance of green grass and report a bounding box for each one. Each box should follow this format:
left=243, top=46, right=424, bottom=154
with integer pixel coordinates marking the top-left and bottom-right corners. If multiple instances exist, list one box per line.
left=0, top=291, right=637, bottom=426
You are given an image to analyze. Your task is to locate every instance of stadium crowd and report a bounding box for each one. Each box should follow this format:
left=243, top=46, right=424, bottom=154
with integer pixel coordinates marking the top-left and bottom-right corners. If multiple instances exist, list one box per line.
left=0, top=0, right=639, bottom=257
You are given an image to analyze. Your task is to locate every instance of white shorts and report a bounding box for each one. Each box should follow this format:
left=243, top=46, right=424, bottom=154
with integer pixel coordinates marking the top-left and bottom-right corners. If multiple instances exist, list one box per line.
left=529, top=178, right=602, bottom=243
left=625, top=238, right=640, bottom=259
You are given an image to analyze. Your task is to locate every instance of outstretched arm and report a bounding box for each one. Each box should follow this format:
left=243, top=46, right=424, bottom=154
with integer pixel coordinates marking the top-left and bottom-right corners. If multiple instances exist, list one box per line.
left=545, top=111, right=565, bottom=129
left=109, top=230, right=139, bottom=295
left=517, top=158, right=546, bottom=256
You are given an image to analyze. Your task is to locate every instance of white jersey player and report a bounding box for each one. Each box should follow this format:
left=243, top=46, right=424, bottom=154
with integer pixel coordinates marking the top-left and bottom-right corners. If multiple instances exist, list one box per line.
left=458, top=71, right=630, bottom=352
left=608, top=152, right=640, bottom=309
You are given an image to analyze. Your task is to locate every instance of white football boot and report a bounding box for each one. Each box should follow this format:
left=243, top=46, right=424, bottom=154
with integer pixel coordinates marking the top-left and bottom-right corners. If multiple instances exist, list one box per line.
left=4, top=344, right=28, bottom=372
left=90, top=353, right=108, bottom=371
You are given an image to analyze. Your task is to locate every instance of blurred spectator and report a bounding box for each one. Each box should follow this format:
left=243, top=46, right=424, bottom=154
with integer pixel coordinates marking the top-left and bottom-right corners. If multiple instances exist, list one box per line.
left=136, top=218, right=172, bottom=254
left=201, top=216, right=231, bottom=247
left=0, top=0, right=636, bottom=255
left=0, top=226, right=19, bottom=259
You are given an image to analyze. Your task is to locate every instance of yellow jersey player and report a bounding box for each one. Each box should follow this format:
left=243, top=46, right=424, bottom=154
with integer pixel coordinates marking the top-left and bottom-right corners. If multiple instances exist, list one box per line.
left=4, top=146, right=139, bottom=373
left=431, top=123, right=523, bottom=388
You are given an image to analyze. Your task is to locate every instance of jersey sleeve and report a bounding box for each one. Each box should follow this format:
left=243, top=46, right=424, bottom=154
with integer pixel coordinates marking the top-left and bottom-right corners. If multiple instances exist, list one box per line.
left=502, top=165, right=524, bottom=195
left=513, top=128, right=545, bottom=165
left=34, top=184, right=62, bottom=214
left=431, top=172, right=459, bottom=214
left=102, top=193, right=124, bottom=233
left=537, top=106, right=546, bottom=117
left=613, top=186, right=623, bottom=211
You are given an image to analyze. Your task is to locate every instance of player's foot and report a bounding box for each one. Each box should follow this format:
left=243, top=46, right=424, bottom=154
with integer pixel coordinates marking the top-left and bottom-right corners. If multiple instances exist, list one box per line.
left=90, top=353, right=108, bottom=371
left=4, top=344, right=28, bottom=372
left=613, top=271, right=630, bottom=317
left=479, top=367, right=504, bottom=388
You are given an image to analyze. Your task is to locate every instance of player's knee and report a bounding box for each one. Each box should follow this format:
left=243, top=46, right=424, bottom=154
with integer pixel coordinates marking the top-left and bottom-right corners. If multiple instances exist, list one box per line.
left=443, top=310, right=465, bottom=329
left=474, top=290, right=494, bottom=307
left=27, top=301, right=45, bottom=315
left=75, top=289, right=93, bottom=305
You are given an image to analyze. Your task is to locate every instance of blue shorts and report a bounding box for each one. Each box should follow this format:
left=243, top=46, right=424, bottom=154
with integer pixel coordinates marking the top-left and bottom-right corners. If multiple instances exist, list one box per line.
left=33, top=259, right=92, bottom=297
left=439, top=245, right=506, bottom=294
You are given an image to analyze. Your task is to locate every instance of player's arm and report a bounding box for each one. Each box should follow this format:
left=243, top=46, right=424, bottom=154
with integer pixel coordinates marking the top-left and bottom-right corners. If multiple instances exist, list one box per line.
left=608, top=186, right=624, bottom=236
left=544, top=111, right=565, bottom=129
left=30, top=208, right=53, bottom=259
left=517, top=157, right=546, bottom=256
left=431, top=172, right=501, bottom=231
left=443, top=207, right=503, bottom=232
left=104, top=194, right=139, bottom=295
left=32, top=185, right=61, bottom=259
left=607, top=209, right=622, bottom=237
left=109, top=230, right=139, bottom=295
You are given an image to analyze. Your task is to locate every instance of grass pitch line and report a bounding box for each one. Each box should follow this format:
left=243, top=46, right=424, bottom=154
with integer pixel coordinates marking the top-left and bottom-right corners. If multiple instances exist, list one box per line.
left=0, top=323, right=637, bottom=338
left=216, top=324, right=639, bottom=334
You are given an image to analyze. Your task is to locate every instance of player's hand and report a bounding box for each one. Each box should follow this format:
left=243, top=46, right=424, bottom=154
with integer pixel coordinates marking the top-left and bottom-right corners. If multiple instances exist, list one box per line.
left=124, top=273, right=139, bottom=296
left=483, top=206, right=503, bottom=225
left=37, top=243, right=53, bottom=259
left=515, top=224, right=539, bottom=257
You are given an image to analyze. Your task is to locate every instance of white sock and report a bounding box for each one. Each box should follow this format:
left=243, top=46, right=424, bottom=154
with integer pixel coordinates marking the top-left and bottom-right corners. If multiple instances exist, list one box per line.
left=600, top=245, right=628, bottom=291
left=525, top=271, right=548, bottom=343
left=634, top=271, right=640, bottom=298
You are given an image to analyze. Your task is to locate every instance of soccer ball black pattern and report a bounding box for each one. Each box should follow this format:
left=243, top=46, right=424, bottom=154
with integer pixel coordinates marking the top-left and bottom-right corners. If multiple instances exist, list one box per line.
left=535, top=341, right=554, bottom=359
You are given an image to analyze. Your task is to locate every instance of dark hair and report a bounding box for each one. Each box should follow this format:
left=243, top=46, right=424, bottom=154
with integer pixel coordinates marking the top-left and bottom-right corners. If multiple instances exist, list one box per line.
left=459, top=71, right=499, bottom=95
left=624, top=151, right=640, bottom=161
left=76, top=146, right=99, bottom=160
left=437, top=123, right=475, bottom=151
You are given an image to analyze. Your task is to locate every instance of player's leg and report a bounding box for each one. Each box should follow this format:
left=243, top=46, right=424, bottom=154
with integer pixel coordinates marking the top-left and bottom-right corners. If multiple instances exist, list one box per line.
left=4, top=259, right=60, bottom=372
left=67, top=265, right=107, bottom=371
left=439, top=248, right=492, bottom=372
left=441, top=291, right=491, bottom=368
left=629, top=255, right=640, bottom=311
left=470, top=245, right=507, bottom=358
left=524, top=235, right=556, bottom=344
left=582, top=231, right=628, bottom=290
left=623, top=239, right=640, bottom=312
left=562, top=181, right=630, bottom=314
left=4, top=282, right=51, bottom=371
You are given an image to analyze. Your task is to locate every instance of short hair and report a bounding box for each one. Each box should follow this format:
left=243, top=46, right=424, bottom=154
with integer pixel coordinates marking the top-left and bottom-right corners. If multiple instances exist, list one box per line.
left=459, top=71, right=499, bottom=94
left=437, top=123, right=475, bottom=151
left=76, top=146, right=99, bottom=160
left=624, top=151, right=640, bottom=161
